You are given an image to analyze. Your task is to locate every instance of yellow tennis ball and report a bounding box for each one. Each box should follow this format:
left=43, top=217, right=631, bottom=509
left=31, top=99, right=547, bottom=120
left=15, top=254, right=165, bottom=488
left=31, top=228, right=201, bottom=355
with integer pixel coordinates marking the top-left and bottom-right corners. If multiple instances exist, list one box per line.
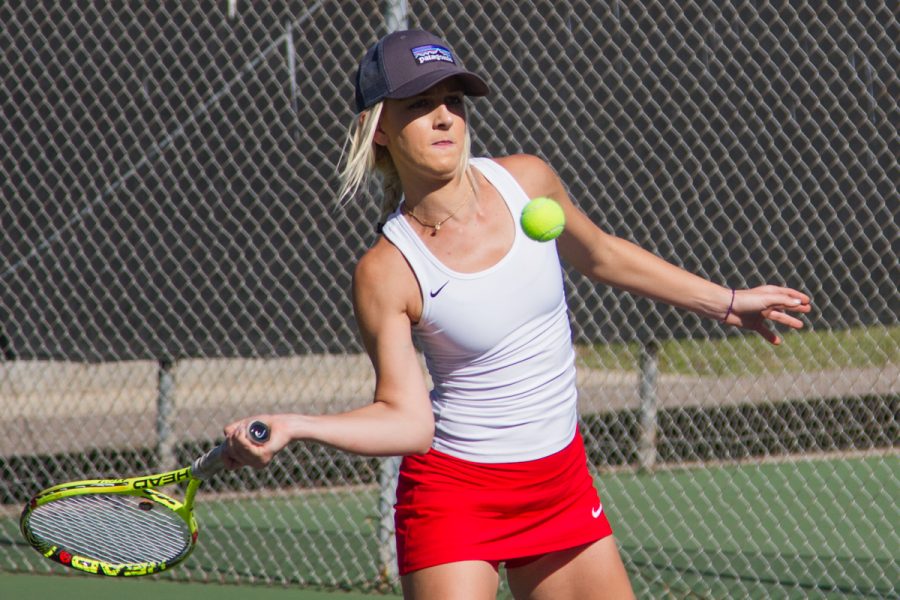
left=521, top=197, right=565, bottom=242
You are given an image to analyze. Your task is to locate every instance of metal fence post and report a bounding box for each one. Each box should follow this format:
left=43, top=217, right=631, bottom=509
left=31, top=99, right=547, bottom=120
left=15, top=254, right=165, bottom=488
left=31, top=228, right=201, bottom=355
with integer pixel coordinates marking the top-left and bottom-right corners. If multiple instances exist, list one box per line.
left=157, top=357, right=177, bottom=472
left=376, top=1, right=408, bottom=585
left=377, top=455, right=401, bottom=584
left=384, top=0, right=408, bottom=33
left=638, top=340, right=659, bottom=470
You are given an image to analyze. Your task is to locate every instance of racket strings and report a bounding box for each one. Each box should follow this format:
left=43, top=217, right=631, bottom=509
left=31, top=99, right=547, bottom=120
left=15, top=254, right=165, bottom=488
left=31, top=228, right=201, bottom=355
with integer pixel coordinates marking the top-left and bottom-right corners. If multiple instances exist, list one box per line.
left=27, top=493, right=191, bottom=565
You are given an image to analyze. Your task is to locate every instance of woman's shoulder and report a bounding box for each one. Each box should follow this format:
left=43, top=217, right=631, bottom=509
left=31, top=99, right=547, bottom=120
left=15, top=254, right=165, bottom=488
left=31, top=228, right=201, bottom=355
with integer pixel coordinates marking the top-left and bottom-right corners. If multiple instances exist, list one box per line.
left=354, top=235, right=423, bottom=323
left=486, top=154, right=560, bottom=198
left=489, top=153, right=549, bottom=168
left=355, top=237, right=419, bottom=298
left=355, top=236, right=408, bottom=282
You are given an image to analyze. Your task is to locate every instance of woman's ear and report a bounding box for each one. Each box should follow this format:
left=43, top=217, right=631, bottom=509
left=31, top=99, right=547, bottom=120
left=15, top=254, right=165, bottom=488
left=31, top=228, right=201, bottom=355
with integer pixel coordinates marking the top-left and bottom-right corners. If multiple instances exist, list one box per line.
left=359, top=105, right=388, bottom=147
left=373, top=124, right=388, bottom=147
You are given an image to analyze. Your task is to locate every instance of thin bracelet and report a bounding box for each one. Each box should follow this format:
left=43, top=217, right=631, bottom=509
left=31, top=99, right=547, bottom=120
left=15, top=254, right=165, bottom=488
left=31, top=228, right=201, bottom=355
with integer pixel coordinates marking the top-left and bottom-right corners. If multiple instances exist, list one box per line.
left=722, top=288, right=736, bottom=323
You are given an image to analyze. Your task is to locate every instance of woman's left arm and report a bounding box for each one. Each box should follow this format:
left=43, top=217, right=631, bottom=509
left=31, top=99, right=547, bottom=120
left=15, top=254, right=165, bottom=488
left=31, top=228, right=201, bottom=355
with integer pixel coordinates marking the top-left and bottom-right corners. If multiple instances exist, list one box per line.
left=498, top=154, right=812, bottom=345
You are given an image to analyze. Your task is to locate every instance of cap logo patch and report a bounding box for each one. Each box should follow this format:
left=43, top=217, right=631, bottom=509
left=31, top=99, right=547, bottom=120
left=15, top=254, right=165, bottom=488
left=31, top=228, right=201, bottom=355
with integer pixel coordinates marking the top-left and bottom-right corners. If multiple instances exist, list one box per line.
left=411, top=44, right=454, bottom=65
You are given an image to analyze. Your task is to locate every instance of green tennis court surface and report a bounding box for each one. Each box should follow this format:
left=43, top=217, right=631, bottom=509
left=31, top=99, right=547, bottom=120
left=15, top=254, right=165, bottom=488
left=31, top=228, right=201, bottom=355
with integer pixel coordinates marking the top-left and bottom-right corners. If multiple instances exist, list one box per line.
left=2, top=455, right=896, bottom=598
left=606, top=454, right=899, bottom=598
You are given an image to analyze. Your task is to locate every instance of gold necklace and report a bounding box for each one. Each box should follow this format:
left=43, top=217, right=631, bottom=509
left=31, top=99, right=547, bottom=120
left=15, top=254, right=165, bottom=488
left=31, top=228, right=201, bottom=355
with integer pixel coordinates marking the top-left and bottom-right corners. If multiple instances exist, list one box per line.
left=404, top=177, right=477, bottom=233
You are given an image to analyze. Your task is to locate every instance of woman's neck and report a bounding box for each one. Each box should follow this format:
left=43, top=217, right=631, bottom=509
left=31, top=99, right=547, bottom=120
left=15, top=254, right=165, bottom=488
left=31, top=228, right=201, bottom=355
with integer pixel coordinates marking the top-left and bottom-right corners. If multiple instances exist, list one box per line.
left=401, top=170, right=478, bottom=232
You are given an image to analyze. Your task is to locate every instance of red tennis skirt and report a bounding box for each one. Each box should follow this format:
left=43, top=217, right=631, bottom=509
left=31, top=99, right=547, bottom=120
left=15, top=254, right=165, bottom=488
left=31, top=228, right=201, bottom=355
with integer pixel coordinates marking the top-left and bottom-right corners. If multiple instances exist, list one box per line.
left=394, top=430, right=613, bottom=575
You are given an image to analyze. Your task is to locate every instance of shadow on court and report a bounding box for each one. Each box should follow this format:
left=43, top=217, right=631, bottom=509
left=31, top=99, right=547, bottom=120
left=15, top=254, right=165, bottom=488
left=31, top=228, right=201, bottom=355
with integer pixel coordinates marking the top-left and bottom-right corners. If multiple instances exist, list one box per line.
left=0, top=573, right=401, bottom=600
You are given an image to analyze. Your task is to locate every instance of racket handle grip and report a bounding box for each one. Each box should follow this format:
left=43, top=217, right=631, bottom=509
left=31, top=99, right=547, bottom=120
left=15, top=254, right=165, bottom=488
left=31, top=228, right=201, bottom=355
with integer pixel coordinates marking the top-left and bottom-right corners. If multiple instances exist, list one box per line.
left=191, top=421, right=271, bottom=479
left=248, top=420, right=270, bottom=444
left=191, top=445, right=226, bottom=480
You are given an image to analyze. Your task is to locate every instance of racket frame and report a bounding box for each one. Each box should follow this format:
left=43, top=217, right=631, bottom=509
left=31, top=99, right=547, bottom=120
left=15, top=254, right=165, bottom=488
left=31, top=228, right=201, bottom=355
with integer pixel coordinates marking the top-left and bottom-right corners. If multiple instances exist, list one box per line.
left=20, top=465, right=203, bottom=576
left=20, top=421, right=267, bottom=577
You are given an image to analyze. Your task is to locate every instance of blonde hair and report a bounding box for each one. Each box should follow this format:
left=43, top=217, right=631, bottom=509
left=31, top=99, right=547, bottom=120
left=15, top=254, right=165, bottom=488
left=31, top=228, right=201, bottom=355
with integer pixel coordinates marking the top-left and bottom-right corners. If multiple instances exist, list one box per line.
left=337, top=101, right=475, bottom=224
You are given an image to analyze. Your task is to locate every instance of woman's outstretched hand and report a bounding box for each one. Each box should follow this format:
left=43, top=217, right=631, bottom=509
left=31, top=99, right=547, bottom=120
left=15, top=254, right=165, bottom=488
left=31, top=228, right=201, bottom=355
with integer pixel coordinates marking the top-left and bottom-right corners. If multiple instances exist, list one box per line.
left=725, top=285, right=812, bottom=345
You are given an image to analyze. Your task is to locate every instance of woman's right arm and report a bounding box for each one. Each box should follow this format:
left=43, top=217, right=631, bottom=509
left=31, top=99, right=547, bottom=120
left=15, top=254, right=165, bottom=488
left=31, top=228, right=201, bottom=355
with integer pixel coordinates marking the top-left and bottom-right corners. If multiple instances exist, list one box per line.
left=222, top=238, right=434, bottom=469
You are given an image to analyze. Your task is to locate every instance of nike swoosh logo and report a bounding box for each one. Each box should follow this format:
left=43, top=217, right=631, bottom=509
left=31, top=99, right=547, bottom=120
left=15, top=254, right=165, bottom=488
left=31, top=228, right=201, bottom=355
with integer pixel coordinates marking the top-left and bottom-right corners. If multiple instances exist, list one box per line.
left=429, top=281, right=449, bottom=298
left=592, top=505, right=603, bottom=518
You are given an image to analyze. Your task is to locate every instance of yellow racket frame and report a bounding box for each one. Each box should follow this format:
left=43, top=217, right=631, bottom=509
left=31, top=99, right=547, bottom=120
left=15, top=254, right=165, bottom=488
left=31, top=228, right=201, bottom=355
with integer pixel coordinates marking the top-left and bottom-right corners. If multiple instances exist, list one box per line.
left=20, top=465, right=203, bottom=576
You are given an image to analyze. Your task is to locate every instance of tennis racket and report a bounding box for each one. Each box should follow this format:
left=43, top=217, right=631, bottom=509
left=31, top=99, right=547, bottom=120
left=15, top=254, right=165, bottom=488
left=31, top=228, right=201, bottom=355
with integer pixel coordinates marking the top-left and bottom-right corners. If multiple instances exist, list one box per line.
left=19, top=420, right=271, bottom=577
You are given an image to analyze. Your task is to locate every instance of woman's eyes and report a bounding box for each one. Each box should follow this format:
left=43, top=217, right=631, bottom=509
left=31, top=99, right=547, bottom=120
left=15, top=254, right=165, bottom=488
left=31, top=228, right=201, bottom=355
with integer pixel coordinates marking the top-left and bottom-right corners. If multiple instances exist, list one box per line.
left=408, top=96, right=464, bottom=110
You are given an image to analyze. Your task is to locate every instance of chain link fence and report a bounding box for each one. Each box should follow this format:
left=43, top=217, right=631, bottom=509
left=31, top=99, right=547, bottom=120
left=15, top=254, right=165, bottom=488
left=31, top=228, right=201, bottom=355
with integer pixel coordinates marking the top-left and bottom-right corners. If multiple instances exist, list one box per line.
left=1, top=1, right=897, bottom=597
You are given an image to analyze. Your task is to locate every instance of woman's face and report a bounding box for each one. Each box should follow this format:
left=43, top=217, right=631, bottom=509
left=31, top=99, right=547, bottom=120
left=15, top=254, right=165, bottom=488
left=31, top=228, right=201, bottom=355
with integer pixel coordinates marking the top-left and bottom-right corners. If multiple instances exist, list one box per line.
left=374, top=79, right=467, bottom=182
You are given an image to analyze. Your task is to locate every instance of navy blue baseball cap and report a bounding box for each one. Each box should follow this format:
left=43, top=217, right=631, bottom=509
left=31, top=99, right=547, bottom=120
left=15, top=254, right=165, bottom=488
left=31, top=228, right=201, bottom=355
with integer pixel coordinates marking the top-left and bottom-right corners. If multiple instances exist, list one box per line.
left=354, top=29, right=489, bottom=113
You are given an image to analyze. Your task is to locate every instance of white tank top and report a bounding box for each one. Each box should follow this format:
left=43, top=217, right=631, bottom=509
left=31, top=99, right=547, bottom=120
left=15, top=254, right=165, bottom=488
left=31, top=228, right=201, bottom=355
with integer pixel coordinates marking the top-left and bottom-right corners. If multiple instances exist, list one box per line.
left=381, top=157, right=577, bottom=463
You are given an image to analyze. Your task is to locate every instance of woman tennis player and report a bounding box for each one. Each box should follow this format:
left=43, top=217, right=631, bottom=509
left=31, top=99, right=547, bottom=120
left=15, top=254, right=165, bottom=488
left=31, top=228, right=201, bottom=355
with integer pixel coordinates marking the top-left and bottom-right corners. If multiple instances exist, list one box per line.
left=223, top=29, right=811, bottom=599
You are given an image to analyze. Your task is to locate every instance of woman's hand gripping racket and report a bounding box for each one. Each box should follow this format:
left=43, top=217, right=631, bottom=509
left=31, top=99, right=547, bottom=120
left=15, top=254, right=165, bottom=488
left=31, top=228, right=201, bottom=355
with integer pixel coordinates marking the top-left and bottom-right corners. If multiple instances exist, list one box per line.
left=19, top=420, right=271, bottom=577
